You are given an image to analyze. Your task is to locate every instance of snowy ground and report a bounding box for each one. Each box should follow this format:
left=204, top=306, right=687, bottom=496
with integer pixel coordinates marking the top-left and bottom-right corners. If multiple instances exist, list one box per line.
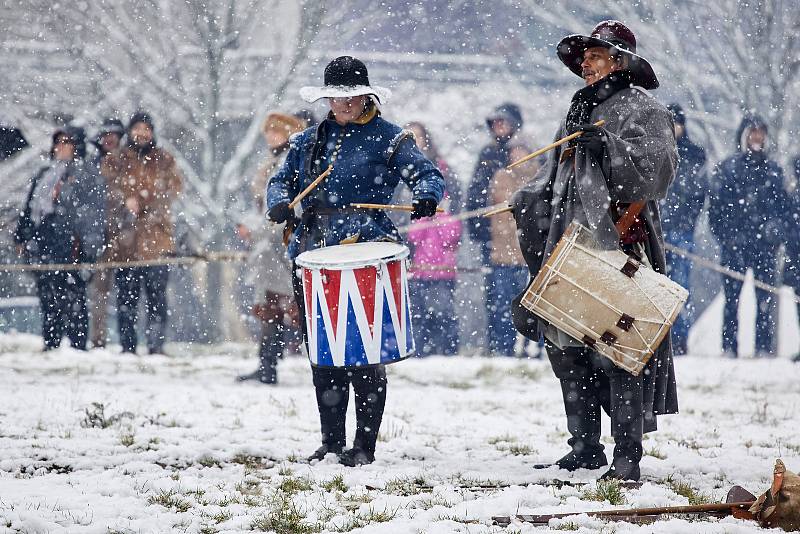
left=1, top=334, right=798, bottom=534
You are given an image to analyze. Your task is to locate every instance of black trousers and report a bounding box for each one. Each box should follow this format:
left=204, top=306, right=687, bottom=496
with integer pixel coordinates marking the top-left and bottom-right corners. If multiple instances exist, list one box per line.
left=720, top=248, right=777, bottom=355
left=35, top=271, right=88, bottom=350
left=546, top=342, right=647, bottom=460
left=292, top=261, right=388, bottom=454
left=115, top=266, right=169, bottom=354
left=312, top=365, right=387, bottom=455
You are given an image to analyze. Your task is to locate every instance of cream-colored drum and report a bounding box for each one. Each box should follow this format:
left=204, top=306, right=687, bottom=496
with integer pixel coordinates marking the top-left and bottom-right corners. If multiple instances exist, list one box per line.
left=521, top=222, right=687, bottom=375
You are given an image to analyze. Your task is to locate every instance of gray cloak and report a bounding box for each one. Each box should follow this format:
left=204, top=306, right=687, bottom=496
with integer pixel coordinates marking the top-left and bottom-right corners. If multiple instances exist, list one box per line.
left=511, top=86, right=679, bottom=421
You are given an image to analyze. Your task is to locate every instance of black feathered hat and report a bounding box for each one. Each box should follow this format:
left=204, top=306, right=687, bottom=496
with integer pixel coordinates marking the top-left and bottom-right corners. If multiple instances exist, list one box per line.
left=299, top=56, right=391, bottom=103
left=557, top=20, right=659, bottom=90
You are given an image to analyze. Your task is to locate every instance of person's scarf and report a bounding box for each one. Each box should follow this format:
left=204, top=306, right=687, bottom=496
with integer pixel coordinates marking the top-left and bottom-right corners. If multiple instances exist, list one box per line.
left=566, top=70, right=633, bottom=134
left=565, top=70, right=650, bottom=244
left=30, top=160, right=70, bottom=224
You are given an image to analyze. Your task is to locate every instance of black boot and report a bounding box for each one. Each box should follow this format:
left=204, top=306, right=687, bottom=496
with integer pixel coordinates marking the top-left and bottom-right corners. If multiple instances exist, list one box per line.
left=338, top=447, right=374, bottom=466
left=599, top=439, right=642, bottom=481
left=307, top=443, right=343, bottom=462
left=349, top=365, right=387, bottom=464
left=312, top=366, right=349, bottom=460
left=535, top=378, right=607, bottom=470
left=600, top=372, right=644, bottom=481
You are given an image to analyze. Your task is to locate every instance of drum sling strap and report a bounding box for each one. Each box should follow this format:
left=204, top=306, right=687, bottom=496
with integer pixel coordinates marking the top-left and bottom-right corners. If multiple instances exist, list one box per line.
left=583, top=200, right=651, bottom=351
left=299, top=126, right=411, bottom=249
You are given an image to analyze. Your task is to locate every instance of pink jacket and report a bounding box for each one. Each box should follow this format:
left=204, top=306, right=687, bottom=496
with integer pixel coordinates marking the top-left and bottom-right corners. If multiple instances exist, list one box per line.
left=408, top=212, right=462, bottom=280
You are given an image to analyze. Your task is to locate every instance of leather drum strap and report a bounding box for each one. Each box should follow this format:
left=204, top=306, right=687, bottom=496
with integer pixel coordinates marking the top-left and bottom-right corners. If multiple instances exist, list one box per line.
left=615, top=201, right=647, bottom=241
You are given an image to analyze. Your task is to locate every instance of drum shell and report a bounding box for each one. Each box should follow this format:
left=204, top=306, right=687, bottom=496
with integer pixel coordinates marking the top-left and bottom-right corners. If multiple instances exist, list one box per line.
left=521, top=222, right=688, bottom=375
left=297, top=243, right=415, bottom=368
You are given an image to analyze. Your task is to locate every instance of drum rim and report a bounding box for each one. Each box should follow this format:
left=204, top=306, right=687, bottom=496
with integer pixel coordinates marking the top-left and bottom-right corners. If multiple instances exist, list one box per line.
left=296, top=242, right=409, bottom=270
left=308, top=352, right=413, bottom=368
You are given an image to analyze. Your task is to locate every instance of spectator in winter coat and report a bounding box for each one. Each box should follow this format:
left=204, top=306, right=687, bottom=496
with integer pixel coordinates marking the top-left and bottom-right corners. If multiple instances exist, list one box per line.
left=487, top=143, right=538, bottom=356
left=87, top=117, right=124, bottom=348
left=268, top=56, right=444, bottom=466
left=660, top=104, right=707, bottom=355
left=407, top=193, right=462, bottom=356
left=236, top=112, right=304, bottom=384
left=466, top=102, right=523, bottom=263
left=708, top=114, right=786, bottom=358
left=14, top=126, right=106, bottom=350
left=403, top=121, right=462, bottom=356
left=101, top=112, right=183, bottom=354
left=465, top=103, right=523, bottom=352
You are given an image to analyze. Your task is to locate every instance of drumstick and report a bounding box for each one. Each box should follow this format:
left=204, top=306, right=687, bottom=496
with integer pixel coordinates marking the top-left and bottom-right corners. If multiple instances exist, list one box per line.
left=506, top=119, right=606, bottom=170
left=288, top=164, right=333, bottom=209
left=350, top=203, right=445, bottom=213
left=482, top=205, right=514, bottom=217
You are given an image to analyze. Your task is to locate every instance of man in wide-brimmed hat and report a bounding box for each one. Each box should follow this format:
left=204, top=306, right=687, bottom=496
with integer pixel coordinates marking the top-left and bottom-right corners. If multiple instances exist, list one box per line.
left=510, top=21, right=678, bottom=481
left=267, top=56, right=444, bottom=466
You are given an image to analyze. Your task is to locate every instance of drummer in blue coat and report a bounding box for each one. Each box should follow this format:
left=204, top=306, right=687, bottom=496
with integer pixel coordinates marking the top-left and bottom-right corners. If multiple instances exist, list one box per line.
left=267, top=56, right=445, bottom=466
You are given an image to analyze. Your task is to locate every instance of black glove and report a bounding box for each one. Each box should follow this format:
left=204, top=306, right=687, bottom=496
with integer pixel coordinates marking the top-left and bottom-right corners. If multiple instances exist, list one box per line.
left=411, top=198, right=438, bottom=220
left=570, top=123, right=606, bottom=161
left=267, top=202, right=293, bottom=224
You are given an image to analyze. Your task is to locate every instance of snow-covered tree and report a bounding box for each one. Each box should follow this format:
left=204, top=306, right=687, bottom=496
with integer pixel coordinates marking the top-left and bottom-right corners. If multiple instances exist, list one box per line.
left=5, top=1, right=331, bottom=238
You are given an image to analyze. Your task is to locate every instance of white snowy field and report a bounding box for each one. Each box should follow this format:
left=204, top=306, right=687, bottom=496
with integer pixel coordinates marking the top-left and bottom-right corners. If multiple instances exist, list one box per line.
left=1, top=334, right=798, bottom=534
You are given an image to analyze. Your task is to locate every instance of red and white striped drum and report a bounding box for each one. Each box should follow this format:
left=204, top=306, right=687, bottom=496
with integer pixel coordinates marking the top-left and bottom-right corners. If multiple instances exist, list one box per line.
left=295, top=242, right=415, bottom=367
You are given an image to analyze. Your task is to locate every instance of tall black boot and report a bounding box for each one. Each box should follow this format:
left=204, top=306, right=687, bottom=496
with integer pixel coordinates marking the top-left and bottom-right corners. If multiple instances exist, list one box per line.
left=309, top=367, right=348, bottom=461
left=600, top=372, right=644, bottom=481
left=539, top=378, right=607, bottom=470
left=342, top=366, right=387, bottom=466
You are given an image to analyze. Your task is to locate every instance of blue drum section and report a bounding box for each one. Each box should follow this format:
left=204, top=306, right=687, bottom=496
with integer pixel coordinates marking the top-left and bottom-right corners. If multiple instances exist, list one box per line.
left=298, top=252, right=414, bottom=367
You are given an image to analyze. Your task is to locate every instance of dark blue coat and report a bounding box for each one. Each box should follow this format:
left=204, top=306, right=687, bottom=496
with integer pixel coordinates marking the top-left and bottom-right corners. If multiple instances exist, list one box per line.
left=15, top=161, right=106, bottom=264
left=708, top=150, right=785, bottom=257
left=267, top=113, right=445, bottom=259
left=660, top=134, right=707, bottom=236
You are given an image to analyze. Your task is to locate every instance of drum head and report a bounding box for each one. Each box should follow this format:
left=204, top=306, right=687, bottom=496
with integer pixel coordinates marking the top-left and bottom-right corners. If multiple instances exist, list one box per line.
left=296, top=242, right=409, bottom=270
